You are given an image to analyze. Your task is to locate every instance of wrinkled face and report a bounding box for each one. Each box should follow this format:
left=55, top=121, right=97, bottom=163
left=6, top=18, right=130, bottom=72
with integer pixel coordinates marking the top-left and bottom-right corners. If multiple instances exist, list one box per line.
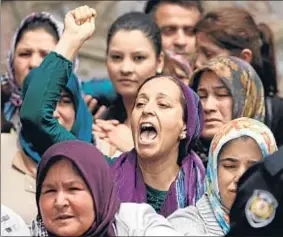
left=218, top=137, right=262, bottom=210
left=39, top=159, right=95, bottom=236
left=53, top=90, right=75, bottom=132
left=195, top=32, right=231, bottom=69
left=197, top=71, right=233, bottom=140
left=154, top=3, right=201, bottom=56
left=106, top=30, right=163, bottom=98
left=131, top=77, right=186, bottom=160
left=13, top=29, right=57, bottom=88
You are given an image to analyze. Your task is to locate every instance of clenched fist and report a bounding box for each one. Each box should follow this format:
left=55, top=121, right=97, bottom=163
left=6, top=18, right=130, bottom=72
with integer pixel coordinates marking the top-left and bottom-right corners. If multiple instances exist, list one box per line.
left=54, top=5, right=97, bottom=61
left=64, top=5, right=96, bottom=43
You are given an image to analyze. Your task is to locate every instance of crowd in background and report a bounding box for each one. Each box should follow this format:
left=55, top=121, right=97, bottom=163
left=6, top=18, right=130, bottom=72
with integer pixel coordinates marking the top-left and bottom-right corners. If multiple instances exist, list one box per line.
left=1, top=1, right=282, bottom=236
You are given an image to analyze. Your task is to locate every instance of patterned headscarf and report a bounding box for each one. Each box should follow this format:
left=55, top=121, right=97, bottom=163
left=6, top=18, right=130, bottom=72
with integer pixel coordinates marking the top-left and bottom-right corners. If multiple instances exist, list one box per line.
left=112, top=75, right=205, bottom=217
left=4, top=12, right=78, bottom=128
left=206, top=117, right=278, bottom=234
left=190, top=56, right=265, bottom=122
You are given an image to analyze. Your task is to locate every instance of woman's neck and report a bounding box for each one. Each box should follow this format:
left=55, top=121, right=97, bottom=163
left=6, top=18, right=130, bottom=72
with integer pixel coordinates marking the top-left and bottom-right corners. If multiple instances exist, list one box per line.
left=138, top=149, right=180, bottom=191
left=122, top=96, right=135, bottom=127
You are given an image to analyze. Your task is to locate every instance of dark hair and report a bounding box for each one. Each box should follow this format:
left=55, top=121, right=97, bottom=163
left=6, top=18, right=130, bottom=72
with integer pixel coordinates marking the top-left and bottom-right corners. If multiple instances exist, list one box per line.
left=106, top=11, right=162, bottom=57
left=258, top=22, right=277, bottom=96
left=144, top=0, right=204, bottom=15
left=15, top=17, right=59, bottom=48
left=195, top=7, right=277, bottom=96
left=137, top=74, right=188, bottom=164
left=104, top=12, right=162, bottom=122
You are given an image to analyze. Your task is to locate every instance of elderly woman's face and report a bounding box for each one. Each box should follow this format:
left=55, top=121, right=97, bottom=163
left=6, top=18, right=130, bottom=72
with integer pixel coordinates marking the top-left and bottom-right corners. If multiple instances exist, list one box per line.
left=197, top=71, right=233, bottom=140
left=13, top=28, right=57, bottom=88
left=39, top=159, right=95, bottom=236
left=131, top=77, right=186, bottom=160
left=218, top=137, right=262, bottom=210
left=106, top=30, right=163, bottom=99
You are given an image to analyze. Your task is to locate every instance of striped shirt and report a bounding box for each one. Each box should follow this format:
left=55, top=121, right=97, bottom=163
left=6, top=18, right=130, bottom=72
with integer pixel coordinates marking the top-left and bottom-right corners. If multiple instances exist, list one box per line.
left=167, top=194, right=225, bottom=236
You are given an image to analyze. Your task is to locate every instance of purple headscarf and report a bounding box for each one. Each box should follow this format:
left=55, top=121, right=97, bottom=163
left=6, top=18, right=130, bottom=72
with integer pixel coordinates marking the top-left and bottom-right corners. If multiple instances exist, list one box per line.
left=35, top=140, right=120, bottom=237
left=111, top=76, right=205, bottom=217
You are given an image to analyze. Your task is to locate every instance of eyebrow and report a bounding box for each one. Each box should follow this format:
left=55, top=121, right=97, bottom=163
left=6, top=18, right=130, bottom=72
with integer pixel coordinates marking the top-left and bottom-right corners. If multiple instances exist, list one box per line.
left=16, top=46, right=51, bottom=52
left=197, top=85, right=228, bottom=91
left=109, top=49, right=149, bottom=54
left=137, top=92, right=171, bottom=99
left=41, top=180, right=83, bottom=189
left=219, top=157, right=239, bottom=163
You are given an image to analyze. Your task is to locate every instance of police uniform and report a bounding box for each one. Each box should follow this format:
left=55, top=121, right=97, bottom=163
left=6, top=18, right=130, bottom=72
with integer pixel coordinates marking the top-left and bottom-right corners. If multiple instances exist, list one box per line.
left=227, top=146, right=283, bottom=236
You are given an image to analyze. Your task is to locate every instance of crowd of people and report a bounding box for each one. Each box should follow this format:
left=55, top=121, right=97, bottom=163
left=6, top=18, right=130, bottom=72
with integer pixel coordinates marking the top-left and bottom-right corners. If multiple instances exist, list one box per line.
left=1, top=1, right=282, bottom=236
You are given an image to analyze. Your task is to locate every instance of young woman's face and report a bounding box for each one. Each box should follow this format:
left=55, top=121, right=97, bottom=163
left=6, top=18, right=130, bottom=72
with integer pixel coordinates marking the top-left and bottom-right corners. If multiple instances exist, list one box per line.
left=218, top=137, right=262, bottom=210
left=13, top=28, right=57, bottom=88
left=53, top=90, right=75, bottom=131
left=195, top=32, right=231, bottom=69
left=106, top=29, right=163, bottom=99
left=131, top=77, right=186, bottom=160
left=197, top=71, right=233, bottom=140
left=39, top=159, right=95, bottom=236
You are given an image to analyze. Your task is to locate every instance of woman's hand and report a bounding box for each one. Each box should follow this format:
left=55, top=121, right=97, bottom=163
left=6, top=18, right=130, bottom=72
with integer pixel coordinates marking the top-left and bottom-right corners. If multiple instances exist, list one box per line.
left=64, top=5, right=96, bottom=43
left=54, top=5, right=97, bottom=61
left=83, top=95, right=108, bottom=120
left=93, top=119, right=134, bottom=152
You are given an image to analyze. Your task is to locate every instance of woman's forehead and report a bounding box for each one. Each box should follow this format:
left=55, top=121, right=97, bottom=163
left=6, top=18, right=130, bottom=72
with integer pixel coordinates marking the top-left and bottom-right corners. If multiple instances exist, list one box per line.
left=139, top=77, right=182, bottom=97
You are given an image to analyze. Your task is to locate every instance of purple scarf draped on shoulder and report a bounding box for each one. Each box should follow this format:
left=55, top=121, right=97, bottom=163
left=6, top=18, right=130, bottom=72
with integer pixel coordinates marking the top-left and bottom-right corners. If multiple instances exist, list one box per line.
left=111, top=80, right=205, bottom=217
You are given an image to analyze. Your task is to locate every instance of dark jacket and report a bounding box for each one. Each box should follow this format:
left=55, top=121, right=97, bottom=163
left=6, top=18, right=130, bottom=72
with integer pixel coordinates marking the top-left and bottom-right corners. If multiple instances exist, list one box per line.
left=227, top=146, right=283, bottom=236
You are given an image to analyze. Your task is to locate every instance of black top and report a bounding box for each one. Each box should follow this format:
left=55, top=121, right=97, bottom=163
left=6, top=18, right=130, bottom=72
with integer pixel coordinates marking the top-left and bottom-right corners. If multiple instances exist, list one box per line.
left=266, top=95, right=283, bottom=147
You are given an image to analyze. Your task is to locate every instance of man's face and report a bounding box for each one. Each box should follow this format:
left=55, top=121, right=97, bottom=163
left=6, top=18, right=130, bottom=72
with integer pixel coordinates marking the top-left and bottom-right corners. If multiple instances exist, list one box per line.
left=154, top=2, right=201, bottom=56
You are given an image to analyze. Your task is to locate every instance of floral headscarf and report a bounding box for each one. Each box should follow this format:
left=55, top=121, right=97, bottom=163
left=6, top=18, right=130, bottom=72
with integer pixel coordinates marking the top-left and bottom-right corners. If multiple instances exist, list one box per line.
left=190, top=56, right=265, bottom=122
left=206, top=117, right=278, bottom=234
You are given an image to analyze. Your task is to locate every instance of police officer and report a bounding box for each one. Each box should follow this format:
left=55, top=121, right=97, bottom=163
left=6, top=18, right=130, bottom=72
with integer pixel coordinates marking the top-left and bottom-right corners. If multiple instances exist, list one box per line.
left=227, top=146, right=283, bottom=236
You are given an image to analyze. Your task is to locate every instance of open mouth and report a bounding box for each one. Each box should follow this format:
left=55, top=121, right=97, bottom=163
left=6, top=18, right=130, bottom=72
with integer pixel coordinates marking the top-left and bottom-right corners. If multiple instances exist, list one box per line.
left=139, top=122, right=158, bottom=144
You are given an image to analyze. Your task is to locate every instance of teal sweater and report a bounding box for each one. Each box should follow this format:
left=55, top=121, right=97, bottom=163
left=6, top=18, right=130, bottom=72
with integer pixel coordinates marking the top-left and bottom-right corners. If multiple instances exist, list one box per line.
left=20, top=52, right=167, bottom=212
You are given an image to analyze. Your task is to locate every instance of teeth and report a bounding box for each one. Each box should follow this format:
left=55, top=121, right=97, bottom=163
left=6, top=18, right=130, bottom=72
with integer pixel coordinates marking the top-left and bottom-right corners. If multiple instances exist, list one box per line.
left=141, top=123, right=154, bottom=129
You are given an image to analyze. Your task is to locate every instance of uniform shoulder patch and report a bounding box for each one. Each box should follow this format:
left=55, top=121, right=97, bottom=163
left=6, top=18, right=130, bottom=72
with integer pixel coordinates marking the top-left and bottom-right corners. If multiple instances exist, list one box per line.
left=245, top=189, right=278, bottom=228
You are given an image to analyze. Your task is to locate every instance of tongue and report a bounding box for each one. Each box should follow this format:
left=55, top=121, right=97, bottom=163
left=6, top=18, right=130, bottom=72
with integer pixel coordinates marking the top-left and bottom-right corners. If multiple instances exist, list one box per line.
left=140, top=130, right=157, bottom=142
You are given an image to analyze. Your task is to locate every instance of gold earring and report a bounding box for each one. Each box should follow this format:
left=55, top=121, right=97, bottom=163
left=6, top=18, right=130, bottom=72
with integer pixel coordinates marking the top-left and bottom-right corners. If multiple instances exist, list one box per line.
left=156, top=68, right=162, bottom=74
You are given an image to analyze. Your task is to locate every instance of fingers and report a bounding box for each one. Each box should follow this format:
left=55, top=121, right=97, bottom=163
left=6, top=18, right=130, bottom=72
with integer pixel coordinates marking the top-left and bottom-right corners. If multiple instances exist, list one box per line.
left=84, top=94, right=92, bottom=104
left=95, top=119, right=120, bottom=126
left=89, top=98, right=98, bottom=113
left=93, top=105, right=107, bottom=120
left=94, top=120, right=118, bottom=133
left=72, top=5, right=96, bottom=25
left=92, top=123, right=102, bottom=133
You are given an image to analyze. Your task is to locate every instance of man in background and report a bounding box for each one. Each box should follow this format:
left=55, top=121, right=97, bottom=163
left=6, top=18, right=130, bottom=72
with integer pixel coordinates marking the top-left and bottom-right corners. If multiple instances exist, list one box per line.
left=144, top=0, right=204, bottom=84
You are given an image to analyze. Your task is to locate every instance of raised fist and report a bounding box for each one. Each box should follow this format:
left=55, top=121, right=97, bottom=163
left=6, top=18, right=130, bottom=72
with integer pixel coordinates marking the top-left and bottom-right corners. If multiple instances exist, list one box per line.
left=64, top=5, right=96, bottom=43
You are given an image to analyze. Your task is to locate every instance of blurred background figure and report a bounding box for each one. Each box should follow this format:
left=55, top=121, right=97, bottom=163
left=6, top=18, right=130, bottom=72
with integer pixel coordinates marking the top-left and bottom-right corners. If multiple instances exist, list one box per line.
left=144, top=0, right=204, bottom=85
